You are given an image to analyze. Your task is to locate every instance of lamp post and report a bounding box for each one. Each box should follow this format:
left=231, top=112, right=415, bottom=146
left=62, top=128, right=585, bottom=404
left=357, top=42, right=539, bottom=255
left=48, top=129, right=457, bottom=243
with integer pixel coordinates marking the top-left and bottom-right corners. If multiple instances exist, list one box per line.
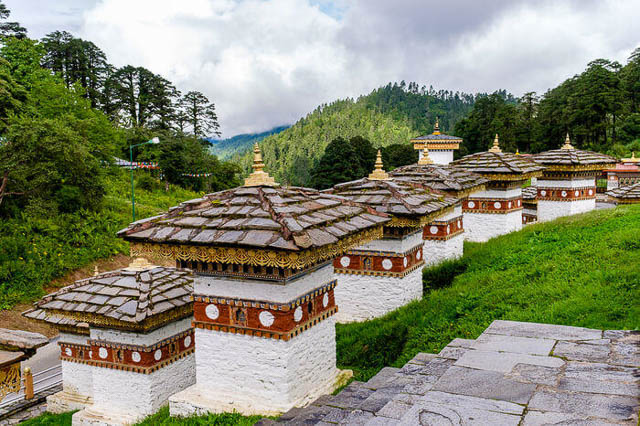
left=130, top=137, right=160, bottom=222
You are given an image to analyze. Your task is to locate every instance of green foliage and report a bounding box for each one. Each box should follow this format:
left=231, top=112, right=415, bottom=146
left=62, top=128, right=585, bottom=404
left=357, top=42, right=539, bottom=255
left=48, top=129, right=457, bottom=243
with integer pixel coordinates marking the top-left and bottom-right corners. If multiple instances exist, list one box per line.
left=136, top=406, right=269, bottom=425
left=422, top=257, right=469, bottom=292
left=0, top=1, right=26, bottom=39
left=336, top=205, right=640, bottom=381
left=380, top=143, right=418, bottom=169
left=20, top=411, right=76, bottom=426
left=0, top=169, right=201, bottom=310
left=309, top=136, right=376, bottom=189
left=208, top=125, right=289, bottom=159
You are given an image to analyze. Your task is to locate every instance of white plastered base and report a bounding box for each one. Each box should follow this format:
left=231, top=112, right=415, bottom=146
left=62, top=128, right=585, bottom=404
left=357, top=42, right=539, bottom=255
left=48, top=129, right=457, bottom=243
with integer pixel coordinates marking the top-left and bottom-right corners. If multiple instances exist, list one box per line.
left=422, top=233, right=464, bottom=267
left=537, top=199, right=595, bottom=222
left=169, top=319, right=350, bottom=417
left=463, top=210, right=523, bottom=243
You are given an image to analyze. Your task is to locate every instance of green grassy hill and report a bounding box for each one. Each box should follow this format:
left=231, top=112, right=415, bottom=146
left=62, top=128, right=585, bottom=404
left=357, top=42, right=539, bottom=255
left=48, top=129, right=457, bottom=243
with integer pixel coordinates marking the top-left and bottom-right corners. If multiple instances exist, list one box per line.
left=0, top=169, right=201, bottom=310
left=207, top=125, right=290, bottom=160
left=337, top=204, right=640, bottom=381
left=236, top=84, right=479, bottom=186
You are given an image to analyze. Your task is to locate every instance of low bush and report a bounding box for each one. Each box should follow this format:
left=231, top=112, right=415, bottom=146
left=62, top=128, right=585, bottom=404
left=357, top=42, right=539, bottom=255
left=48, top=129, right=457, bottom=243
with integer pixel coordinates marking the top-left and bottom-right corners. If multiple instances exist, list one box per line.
left=422, top=257, right=468, bottom=292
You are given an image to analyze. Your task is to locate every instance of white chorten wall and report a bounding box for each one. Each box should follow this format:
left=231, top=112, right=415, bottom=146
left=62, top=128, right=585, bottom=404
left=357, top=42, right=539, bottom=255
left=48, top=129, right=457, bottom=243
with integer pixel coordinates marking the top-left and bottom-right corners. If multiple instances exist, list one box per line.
left=47, top=332, right=93, bottom=413
left=334, top=231, right=424, bottom=323
left=536, top=178, right=596, bottom=222
left=170, top=319, right=339, bottom=417
left=72, top=319, right=196, bottom=425
left=170, top=262, right=345, bottom=417
left=419, top=149, right=453, bottom=165
left=422, top=205, right=464, bottom=266
left=462, top=187, right=523, bottom=243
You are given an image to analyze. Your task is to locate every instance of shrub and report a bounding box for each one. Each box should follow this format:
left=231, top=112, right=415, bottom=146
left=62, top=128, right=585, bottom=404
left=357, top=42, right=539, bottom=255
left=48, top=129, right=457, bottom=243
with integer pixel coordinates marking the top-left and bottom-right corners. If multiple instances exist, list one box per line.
left=136, top=173, right=162, bottom=192
left=422, top=257, right=468, bottom=292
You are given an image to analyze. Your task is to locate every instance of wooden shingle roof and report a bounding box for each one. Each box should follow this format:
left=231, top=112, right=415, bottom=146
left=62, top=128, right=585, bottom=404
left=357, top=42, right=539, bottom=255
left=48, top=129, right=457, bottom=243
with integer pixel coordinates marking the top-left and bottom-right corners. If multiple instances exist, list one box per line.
left=23, top=263, right=193, bottom=331
left=607, top=182, right=640, bottom=203
left=389, top=163, right=488, bottom=198
left=449, top=151, right=545, bottom=180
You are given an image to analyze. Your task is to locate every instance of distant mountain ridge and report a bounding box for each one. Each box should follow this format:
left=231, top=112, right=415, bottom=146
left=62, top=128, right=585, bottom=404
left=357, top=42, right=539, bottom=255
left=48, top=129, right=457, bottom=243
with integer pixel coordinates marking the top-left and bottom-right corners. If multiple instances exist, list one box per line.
left=236, top=82, right=490, bottom=187
left=207, top=125, right=290, bottom=159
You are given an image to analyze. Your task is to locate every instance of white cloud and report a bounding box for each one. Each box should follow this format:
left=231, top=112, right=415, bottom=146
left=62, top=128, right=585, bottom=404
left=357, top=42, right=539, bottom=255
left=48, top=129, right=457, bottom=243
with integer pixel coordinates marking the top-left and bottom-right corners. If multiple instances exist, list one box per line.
left=6, top=0, right=640, bottom=136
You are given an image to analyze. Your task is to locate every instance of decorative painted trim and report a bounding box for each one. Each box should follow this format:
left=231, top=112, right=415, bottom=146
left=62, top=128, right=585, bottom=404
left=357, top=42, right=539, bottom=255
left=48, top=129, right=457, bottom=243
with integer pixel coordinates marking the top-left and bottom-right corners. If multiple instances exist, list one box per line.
left=411, top=142, right=461, bottom=150
left=130, top=226, right=384, bottom=270
left=537, top=187, right=596, bottom=201
left=60, top=329, right=195, bottom=374
left=193, top=286, right=337, bottom=341
left=522, top=214, right=537, bottom=224
left=462, top=198, right=523, bottom=214
left=333, top=244, right=424, bottom=277
left=423, top=216, right=464, bottom=241
left=542, top=164, right=615, bottom=172
left=477, top=171, right=542, bottom=182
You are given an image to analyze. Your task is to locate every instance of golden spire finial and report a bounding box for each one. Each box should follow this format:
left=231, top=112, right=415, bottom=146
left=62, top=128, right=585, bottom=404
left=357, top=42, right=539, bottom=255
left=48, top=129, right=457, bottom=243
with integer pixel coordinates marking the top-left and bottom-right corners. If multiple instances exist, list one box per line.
left=126, top=257, right=154, bottom=271
left=561, top=133, right=574, bottom=150
left=433, top=117, right=441, bottom=135
left=622, top=151, right=640, bottom=163
left=368, top=150, right=389, bottom=180
left=516, top=148, right=520, bottom=155
left=488, top=134, right=502, bottom=153
left=418, top=146, right=434, bottom=165
left=244, top=143, right=277, bottom=187
left=93, top=265, right=99, bottom=276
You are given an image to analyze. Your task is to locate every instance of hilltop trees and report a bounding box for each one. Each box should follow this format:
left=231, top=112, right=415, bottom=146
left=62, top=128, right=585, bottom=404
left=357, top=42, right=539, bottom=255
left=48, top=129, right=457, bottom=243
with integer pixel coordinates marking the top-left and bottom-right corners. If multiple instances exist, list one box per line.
left=179, top=91, right=221, bottom=138
left=0, top=1, right=26, bottom=39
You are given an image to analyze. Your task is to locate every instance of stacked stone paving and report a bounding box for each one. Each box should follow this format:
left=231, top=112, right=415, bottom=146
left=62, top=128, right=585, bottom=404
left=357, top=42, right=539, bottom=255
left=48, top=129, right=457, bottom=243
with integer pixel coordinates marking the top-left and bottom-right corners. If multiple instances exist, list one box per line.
left=118, top=186, right=388, bottom=252
left=24, top=267, right=193, bottom=328
left=328, top=179, right=458, bottom=223
left=449, top=152, right=545, bottom=179
left=260, top=320, right=639, bottom=425
left=607, top=182, right=640, bottom=203
left=389, top=164, right=488, bottom=198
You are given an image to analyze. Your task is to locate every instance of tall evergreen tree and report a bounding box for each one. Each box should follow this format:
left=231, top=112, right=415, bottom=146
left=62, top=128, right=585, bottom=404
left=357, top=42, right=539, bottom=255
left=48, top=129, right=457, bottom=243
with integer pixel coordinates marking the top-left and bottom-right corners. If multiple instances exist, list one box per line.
left=0, top=1, right=26, bottom=39
left=180, top=91, right=221, bottom=138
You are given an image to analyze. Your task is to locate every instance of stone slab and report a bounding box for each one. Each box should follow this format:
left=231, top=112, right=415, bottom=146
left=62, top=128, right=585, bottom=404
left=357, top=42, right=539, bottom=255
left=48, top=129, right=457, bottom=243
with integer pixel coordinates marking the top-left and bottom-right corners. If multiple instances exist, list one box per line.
left=609, top=341, right=640, bottom=367
left=471, top=333, right=556, bottom=355
left=505, top=364, right=561, bottom=386
left=446, top=338, right=476, bottom=349
left=454, top=350, right=564, bottom=373
left=528, top=388, right=639, bottom=421
left=437, top=347, right=469, bottom=360
left=339, top=409, right=374, bottom=425
left=420, top=390, right=525, bottom=415
left=397, top=401, right=522, bottom=426
left=407, top=353, right=437, bottom=365
left=559, top=377, right=639, bottom=397
left=364, top=368, right=400, bottom=389
left=375, top=400, right=413, bottom=420
left=553, top=341, right=610, bottom=362
left=432, top=366, right=537, bottom=404
left=0, top=329, right=48, bottom=352
left=484, top=320, right=601, bottom=341
left=522, top=410, right=621, bottom=426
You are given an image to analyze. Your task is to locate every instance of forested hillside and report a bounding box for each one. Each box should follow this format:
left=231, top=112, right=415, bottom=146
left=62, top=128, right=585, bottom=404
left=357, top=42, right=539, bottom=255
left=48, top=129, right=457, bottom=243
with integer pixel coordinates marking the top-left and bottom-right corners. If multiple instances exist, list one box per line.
left=208, top=125, right=289, bottom=159
left=238, top=84, right=480, bottom=186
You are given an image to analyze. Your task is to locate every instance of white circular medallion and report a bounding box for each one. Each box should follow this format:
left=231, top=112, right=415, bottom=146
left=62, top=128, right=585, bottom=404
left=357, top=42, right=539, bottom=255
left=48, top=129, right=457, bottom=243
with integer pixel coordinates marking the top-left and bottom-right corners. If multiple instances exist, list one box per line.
left=89, top=351, right=92, bottom=358
left=494, top=202, right=501, bottom=209
left=184, top=336, right=192, bottom=347
left=339, top=256, right=350, bottom=267
left=468, top=201, right=475, bottom=208
left=323, top=293, right=329, bottom=308
left=446, top=225, right=450, bottom=234
left=403, top=257, right=408, bottom=267
left=416, top=250, right=422, bottom=260
left=65, top=348, right=72, bottom=357
left=508, top=201, right=512, bottom=208
left=154, top=349, right=162, bottom=361
left=294, top=306, right=303, bottom=322
left=574, top=190, right=580, bottom=197
left=205, top=304, right=219, bottom=320
left=541, top=190, right=546, bottom=197
left=430, top=226, right=438, bottom=235
left=132, top=351, right=141, bottom=363
left=382, top=259, right=393, bottom=270
left=458, top=219, right=462, bottom=227
left=259, top=311, right=275, bottom=327
left=561, top=191, right=567, bottom=197
left=98, top=347, right=108, bottom=359
left=518, top=200, right=521, bottom=206
left=588, top=189, right=593, bottom=195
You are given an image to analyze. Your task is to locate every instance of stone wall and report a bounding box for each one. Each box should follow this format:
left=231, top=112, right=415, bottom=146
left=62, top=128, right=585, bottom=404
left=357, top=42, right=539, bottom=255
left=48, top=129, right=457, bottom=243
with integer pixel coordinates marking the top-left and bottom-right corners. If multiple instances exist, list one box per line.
left=423, top=233, right=464, bottom=267
left=537, top=199, right=596, bottom=222
left=463, top=210, right=522, bottom=242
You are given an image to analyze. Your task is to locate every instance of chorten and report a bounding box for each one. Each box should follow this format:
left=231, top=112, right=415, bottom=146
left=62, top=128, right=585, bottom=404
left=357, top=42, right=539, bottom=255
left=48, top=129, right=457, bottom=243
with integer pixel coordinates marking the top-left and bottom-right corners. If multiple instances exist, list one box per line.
left=24, top=261, right=195, bottom=425
left=532, top=134, right=616, bottom=222
left=117, top=145, right=389, bottom=416
left=411, top=117, right=463, bottom=165
left=521, top=186, right=538, bottom=225
left=449, top=134, right=545, bottom=242
left=326, top=151, right=458, bottom=321
left=607, top=181, right=640, bottom=204
left=605, top=152, right=640, bottom=191
left=389, top=147, right=488, bottom=264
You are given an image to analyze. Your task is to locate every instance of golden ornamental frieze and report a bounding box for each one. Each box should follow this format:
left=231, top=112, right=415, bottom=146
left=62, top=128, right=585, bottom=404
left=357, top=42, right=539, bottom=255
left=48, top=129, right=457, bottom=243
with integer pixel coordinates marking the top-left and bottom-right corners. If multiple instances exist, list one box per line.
left=0, top=362, right=21, bottom=402
left=543, top=164, right=614, bottom=172
left=130, top=226, right=384, bottom=270
left=479, top=171, right=543, bottom=182
left=386, top=205, right=455, bottom=228
left=412, top=142, right=461, bottom=150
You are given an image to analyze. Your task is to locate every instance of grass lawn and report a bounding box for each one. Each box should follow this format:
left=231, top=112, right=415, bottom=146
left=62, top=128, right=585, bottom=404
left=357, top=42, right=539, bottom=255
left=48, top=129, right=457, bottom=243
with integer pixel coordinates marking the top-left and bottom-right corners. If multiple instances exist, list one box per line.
left=17, top=204, right=640, bottom=425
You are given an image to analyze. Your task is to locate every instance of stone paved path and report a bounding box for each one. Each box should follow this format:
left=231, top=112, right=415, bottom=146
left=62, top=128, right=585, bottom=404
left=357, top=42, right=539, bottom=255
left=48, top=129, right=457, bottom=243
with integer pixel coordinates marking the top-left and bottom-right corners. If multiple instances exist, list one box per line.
left=259, top=320, right=639, bottom=425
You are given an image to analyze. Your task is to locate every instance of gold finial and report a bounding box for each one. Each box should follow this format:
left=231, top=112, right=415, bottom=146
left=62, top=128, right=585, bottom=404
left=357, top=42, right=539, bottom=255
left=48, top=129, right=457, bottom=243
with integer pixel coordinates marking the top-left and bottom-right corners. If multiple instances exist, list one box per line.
left=93, top=266, right=99, bottom=276
left=126, top=257, right=154, bottom=271
left=418, top=146, right=434, bottom=165
left=433, top=117, right=441, bottom=135
left=488, top=134, right=502, bottom=153
left=561, top=133, right=574, bottom=150
left=622, top=151, right=640, bottom=163
left=516, top=148, right=520, bottom=155
left=244, top=143, right=277, bottom=187
left=368, top=150, right=389, bottom=180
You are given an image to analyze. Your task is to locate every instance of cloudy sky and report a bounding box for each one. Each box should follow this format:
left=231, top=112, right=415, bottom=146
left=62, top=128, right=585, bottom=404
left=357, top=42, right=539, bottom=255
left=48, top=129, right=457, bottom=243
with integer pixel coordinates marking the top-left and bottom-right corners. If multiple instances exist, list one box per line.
left=6, top=0, right=640, bottom=136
